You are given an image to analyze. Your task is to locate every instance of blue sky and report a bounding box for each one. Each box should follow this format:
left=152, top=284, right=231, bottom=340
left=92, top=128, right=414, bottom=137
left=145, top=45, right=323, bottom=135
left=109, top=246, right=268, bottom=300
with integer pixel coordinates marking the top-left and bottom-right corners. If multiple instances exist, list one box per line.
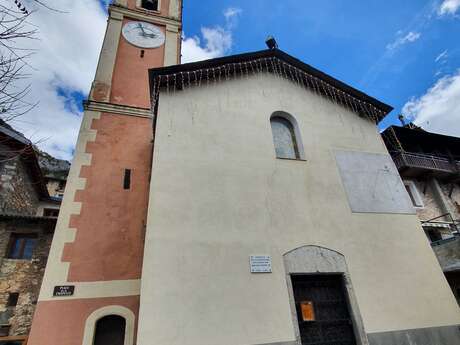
left=11, top=0, right=460, bottom=159
left=181, top=0, right=460, bottom=132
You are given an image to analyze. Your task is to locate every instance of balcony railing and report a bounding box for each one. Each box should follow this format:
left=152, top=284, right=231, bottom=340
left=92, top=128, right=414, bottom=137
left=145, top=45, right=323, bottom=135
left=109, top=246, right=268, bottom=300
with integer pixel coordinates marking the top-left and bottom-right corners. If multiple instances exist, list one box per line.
left=391, top=151, right=459, bottom=174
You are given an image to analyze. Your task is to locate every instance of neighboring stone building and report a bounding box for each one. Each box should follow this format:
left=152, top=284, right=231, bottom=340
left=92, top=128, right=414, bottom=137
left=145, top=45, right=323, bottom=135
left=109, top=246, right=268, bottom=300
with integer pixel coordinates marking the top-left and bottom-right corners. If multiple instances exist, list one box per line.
left=0, top=122, right=69, bottom=344
left=38, top=151, right=70, bottom=201
left=383, top=125, right=460, bottom=305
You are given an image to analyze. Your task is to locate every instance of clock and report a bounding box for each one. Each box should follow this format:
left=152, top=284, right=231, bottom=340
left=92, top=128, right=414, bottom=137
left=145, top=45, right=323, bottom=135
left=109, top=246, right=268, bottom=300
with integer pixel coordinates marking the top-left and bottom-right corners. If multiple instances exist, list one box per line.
left=122, top=21, right=165, bottom=49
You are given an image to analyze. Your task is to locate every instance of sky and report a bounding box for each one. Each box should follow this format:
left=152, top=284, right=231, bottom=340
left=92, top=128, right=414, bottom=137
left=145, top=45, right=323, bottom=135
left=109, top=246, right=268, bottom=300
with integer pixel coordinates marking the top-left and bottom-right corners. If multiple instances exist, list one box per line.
left=5, top=0, right=460, bottom=160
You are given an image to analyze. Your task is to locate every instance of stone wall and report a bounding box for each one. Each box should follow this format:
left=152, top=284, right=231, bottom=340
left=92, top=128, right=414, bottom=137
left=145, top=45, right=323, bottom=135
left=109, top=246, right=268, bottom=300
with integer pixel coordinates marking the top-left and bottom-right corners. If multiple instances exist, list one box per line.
left=410, top=179, right=444, bottom=221
left=0, top=147, right=40, bottom=216
left=405, top=178, right=460, bottom=223
left=440, top=183, right=460, bottom=221
left=0, top=144, right=56, bottom=337
left=0, top=220, right=53, bottom=336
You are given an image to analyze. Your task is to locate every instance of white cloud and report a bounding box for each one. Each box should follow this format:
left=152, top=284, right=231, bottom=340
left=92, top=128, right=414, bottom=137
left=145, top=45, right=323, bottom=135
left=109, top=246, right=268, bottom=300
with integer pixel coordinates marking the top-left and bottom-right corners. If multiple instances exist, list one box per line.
left=223, top=7, right=242, bottom=28
left=4, top=0, right=107, bottom=160
left=181, top=27, right=232, bottom=63
left=386, top=31, right=421, bottom=51
left=223, top=7, right=242, bottom=20
left=181, top=6, right=241, bottom=64
left=435, top=49, right=449, bottom=62
left=438, top=0, right=460, bottom=15
left=402, top=70, right=460, bottom=136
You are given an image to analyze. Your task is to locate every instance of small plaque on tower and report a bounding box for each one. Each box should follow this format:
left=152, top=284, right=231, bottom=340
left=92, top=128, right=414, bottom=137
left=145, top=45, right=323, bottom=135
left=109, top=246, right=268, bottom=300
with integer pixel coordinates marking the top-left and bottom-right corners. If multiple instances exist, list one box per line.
left=53, top=285, right=75, bottom=297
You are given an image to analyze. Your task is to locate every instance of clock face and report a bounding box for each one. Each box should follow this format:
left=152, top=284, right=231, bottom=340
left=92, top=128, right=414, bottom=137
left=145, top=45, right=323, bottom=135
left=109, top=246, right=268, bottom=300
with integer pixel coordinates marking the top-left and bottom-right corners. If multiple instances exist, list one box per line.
left=122, top=21, right=165, bottom=49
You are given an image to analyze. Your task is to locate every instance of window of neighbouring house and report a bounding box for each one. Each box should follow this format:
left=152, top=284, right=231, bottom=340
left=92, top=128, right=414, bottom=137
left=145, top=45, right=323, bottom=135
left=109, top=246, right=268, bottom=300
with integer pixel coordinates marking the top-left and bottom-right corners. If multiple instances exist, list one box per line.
left=58, top=180, right=66, bottom=191
left=270, top=112, right=304, bottom=160
left=0, top=340, right=24, bottom=345
left=423, top=225, right=454, bottom=243
left=0, top=325, right=11, bottom=337
left=6, top=293, right=19, bottom=308
left=404, top=180, right=424, bottom=208
left=7, top=234, right=37, bottom=260
left=43, top=208, right=59, bottom=218
left=140, top=0, right=159, bottom=11
left=425, top=228, right=442, bottom=243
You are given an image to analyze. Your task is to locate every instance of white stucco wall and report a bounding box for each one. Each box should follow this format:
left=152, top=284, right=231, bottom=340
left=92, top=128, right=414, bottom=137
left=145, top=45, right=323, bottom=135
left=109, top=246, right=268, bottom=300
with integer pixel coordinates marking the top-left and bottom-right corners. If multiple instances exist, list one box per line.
left=138, top=73, right=460, bottom=345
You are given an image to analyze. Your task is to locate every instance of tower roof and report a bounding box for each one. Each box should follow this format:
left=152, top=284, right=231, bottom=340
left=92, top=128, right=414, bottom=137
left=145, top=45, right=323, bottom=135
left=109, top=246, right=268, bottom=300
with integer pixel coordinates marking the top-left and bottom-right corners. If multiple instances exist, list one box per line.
left=149, top=48, right=393, bottom=122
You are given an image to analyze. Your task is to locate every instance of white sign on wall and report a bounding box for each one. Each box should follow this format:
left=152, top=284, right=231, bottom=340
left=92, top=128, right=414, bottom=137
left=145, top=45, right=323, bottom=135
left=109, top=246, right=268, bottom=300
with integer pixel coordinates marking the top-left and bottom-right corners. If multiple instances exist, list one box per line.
left=250, top=255, right=272, bottom=273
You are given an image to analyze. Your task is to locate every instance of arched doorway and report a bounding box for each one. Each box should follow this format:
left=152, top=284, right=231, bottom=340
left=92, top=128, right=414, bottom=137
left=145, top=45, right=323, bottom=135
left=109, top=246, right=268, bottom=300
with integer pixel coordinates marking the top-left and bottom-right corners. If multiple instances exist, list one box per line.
left=284, top=245, right=369, bottom=345
left=93, top=315, right=126, bottom=345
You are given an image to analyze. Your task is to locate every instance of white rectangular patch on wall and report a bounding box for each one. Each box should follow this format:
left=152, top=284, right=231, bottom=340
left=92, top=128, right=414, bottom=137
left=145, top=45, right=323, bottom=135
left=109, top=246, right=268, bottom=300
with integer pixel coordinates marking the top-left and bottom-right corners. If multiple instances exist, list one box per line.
left=250, top=255, right=272, bottom=273
left=335, top=150, right=415, bottom=214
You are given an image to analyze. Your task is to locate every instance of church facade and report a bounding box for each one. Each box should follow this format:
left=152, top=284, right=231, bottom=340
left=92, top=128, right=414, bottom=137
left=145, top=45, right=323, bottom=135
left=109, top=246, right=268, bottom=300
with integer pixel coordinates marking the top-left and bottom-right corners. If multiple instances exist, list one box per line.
left=28, top=1, right=460, bottom=345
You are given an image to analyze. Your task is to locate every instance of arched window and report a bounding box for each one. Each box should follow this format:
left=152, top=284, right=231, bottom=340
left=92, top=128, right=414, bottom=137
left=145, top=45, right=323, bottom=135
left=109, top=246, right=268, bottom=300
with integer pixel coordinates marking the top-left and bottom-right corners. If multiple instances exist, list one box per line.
left=93, top=315, right=126, bottom=345
left=140, top=0, right=159, bottom=11
left=270, top=113, right=303, bottom=160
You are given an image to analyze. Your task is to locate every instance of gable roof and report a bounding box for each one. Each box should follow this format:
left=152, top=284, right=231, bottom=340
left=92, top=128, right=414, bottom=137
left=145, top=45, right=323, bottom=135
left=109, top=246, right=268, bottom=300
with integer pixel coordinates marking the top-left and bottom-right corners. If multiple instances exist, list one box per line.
left=149, top=49, right=393, bottom=122
left=0, top=120, right=49, bottom=200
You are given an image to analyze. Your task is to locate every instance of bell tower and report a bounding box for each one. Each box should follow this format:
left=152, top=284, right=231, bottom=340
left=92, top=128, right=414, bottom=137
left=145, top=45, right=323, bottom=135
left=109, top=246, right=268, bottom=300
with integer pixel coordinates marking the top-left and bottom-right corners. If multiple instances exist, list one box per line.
left=27, top=1, right=182, bottom=344
left=92, top=0, right=182, bottom=107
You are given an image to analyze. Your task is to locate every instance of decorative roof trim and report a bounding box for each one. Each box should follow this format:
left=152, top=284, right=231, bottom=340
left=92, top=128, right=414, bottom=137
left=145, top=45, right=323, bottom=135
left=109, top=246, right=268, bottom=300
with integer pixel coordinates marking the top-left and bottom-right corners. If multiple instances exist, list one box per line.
left=149, top=49, right=393, bottom=123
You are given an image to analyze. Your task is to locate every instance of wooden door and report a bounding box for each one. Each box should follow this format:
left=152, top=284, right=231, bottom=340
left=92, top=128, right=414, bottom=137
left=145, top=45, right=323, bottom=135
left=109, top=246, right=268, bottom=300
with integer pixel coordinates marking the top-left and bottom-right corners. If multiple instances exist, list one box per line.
left=291, top=274, right=357, bottom=345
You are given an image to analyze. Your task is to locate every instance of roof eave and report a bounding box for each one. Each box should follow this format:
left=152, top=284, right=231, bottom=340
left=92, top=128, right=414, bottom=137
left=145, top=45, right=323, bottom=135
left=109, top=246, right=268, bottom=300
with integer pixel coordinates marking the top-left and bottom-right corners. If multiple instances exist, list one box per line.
left=149, top=49, right=393, bottom=119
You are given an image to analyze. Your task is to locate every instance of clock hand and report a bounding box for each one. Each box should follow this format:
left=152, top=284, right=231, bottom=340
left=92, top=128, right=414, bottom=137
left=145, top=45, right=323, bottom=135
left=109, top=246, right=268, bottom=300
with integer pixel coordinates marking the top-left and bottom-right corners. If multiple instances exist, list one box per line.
left=137, top=23, right=147, bottom=36
left=142, top=27, right=158, bottom=38
left=137, top=24, right=158, bottom=39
